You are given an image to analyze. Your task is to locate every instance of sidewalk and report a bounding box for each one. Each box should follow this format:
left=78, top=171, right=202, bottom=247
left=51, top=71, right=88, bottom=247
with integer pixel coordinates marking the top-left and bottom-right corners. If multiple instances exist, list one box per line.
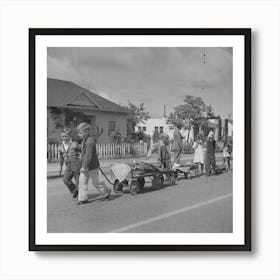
left=47, top=153, right=223, bottom=179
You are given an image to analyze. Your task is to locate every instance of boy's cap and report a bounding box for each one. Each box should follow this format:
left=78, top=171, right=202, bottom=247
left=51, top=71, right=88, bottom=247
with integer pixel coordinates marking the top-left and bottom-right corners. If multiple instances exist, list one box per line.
left=77, top=122, right=91, bottom=131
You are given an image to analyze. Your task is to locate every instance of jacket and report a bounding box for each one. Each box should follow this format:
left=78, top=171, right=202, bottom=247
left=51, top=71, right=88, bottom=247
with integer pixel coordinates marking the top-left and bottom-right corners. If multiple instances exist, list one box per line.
left=81, top=136, right=100, bottom=170
left=59, top=141, right=80, bottom=164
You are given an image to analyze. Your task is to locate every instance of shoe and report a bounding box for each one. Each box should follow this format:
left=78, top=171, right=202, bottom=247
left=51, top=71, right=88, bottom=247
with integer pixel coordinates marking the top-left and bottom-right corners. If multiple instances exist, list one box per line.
left=76, top=200, right=88, bottom=205
left=104, top=189, right=111, bottom=200
left=72, top=190, right=78, bottom=199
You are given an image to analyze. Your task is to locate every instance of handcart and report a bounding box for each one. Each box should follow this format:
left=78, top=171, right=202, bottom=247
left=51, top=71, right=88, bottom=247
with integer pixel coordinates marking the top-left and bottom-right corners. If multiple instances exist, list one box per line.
left=99, top=161, right=177, bottom=195
left=173, top=162, right=200, bottom=179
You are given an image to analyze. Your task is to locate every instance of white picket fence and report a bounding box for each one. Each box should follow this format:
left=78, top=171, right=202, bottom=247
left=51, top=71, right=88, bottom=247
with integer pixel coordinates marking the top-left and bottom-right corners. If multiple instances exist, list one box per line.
left=47, top=142, right=148, bottom=160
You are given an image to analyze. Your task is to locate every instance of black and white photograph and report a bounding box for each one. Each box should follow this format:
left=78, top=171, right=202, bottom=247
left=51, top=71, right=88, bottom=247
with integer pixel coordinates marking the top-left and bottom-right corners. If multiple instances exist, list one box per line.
left=30, top=29, right=251, bottom=250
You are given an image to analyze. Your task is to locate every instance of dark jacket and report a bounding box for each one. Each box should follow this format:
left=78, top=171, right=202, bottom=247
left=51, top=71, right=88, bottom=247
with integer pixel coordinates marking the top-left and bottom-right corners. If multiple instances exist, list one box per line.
left=81, top=137, right=100, bottom=170
left=207, top=139, right=216, bottom=157
left=159, top=145, right=171, bottom=168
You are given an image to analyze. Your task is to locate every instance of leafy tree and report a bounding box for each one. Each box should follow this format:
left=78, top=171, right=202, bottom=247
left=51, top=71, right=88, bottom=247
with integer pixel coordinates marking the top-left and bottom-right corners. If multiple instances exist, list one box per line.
left=126, top=102, right=150, bottom=134
left=167, top=95, right=217, bottom=128
left=48, top=107, right=103, bottom=141
left=109, top=129, right=124, bottom=144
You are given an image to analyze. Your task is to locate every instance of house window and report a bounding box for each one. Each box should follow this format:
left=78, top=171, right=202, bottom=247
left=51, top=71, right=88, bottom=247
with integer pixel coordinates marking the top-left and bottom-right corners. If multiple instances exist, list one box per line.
left=108, top=121, right=116, bottom=136
left=160, top=126, right=164, bottom=133
left=143, top=126, right=147, bottom=132
left=169, top=125, right=174, bottom=130
left=154, top=126, right=159, bottom=132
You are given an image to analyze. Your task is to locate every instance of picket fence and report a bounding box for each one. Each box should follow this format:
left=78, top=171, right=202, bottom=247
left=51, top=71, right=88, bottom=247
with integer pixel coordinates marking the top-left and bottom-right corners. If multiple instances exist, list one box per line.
left=47, top=142, right=148, bottom=160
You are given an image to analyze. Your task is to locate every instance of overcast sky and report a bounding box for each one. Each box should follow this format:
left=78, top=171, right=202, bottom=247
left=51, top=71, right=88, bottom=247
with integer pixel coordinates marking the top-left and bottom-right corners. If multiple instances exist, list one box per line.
left=47, top=47, right=232, bottom=118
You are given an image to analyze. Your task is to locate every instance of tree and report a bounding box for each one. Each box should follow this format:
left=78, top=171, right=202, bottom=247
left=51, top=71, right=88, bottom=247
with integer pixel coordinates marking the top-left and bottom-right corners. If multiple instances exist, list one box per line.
left=126, top=102, right=150, bottom=134
left=49, top=107, right=86, bottom=129
left=109, top=129, right=124, bottom=144
left=167, top=95, right=217, bottom=128
left=48, top=107, right=103, bottom=141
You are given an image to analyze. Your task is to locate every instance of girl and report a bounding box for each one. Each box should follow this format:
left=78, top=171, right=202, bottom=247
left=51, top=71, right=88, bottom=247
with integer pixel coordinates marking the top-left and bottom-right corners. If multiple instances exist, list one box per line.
left=192, top=135, right=205, bottom=175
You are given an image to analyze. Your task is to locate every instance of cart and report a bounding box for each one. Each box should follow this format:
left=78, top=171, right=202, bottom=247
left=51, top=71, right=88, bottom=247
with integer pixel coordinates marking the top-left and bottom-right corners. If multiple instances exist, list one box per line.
left=173, top=162, right=200, bottom=179
left=99, top=161, right=177, bottom=195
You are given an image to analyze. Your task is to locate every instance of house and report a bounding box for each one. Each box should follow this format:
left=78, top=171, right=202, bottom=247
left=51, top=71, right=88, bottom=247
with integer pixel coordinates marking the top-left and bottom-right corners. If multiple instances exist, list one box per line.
left=136, top=116, right=233, bottom=142
left=135, top=117, right=194, bottom=142
left=47, top=78, right=130, bottom=143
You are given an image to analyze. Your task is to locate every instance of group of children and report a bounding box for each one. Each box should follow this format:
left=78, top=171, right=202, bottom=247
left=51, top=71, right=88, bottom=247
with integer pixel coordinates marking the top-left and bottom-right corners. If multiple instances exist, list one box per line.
left=59, top=124, right=232, bottom=204
left=59, top=123, right=111, bottom=205
left=147, top=130, right=233, bottom=176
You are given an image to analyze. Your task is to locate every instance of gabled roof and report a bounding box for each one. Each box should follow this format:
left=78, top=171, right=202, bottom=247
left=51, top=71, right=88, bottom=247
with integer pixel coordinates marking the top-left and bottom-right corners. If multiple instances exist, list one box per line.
left=47, top=78, right=130, bottom=114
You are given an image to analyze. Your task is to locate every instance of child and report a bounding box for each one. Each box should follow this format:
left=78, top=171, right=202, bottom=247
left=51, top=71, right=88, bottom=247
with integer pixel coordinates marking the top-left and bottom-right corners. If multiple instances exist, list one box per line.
left=205, top=132, right=217, bottom=176
left=58, top=128, right=81, bottom=199
left=192, top=135, right=205, bottom=175
left=158, top=134, right=172, bottom=169
left=223, top=142, right=231, bottom=171
left=76, top=122, right=111, bottom=204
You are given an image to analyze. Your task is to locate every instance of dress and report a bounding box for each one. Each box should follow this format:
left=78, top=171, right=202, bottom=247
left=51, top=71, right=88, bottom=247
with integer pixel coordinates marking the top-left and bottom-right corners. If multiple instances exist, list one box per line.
left=192, top=142, right=204, bottom=164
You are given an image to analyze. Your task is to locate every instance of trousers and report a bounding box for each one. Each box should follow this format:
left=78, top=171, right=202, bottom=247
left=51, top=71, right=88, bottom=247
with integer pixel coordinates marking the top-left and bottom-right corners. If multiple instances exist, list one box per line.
left=205, top=155, right=217, bottom=175
left=173, top=148, right=182, bottom=164
left=63, top=161, right=80, bottom=195
left=78, top=168, right=110, bottom=202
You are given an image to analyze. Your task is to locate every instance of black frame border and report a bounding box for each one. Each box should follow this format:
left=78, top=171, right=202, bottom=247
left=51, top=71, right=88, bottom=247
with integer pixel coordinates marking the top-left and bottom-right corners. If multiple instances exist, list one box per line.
left=29, top=28, right=251, bottom=251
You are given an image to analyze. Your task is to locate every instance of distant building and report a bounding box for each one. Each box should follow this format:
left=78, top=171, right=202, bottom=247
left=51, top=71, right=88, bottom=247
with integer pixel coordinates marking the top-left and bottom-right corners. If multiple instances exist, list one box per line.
left=135, top=117, right=194, bottom=142
left=47, top=78, right=130, bottom=143
left=136, top=117, right=233, bottom=142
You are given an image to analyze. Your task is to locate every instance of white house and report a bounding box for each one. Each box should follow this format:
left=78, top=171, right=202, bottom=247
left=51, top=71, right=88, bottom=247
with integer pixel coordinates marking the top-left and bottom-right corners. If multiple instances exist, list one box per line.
left=136, top=117, right=233, bottom=142
left=136, top=117, right=194, bottom=142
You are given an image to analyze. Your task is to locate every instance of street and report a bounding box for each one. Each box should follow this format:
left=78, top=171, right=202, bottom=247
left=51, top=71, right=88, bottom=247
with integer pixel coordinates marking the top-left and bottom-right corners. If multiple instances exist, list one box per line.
left=47, top=165, right=232, bottom=233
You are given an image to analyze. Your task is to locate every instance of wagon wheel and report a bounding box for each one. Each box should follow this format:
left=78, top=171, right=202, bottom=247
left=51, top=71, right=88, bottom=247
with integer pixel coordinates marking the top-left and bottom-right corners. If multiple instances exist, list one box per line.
left=184, top=172, right=191, bottom=179
left=152, top=176, right=162, bottom=188
left=169, top=174, right=176, bottom=185
left=129, top=179, right=140, bottom=195
left=113, top=179, right=123, bottom=195
left=137, top=177, right=145, bottom=190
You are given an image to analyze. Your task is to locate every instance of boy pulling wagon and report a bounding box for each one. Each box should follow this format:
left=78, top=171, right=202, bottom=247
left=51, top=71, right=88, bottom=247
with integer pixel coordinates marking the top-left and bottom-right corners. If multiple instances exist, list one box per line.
left=76, top=122, right=111, bottom=204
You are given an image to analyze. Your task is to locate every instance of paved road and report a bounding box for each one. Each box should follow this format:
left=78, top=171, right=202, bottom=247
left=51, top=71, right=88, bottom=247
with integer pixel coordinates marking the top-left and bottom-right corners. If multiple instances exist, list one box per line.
left=47, top=167, right=232, bottom=233
left=47, top=152, right=223, bottom=178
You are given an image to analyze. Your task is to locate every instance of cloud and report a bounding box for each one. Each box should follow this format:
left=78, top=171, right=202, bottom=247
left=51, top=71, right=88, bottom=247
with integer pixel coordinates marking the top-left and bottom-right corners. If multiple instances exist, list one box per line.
left=48, top=47, right=232, bottom=118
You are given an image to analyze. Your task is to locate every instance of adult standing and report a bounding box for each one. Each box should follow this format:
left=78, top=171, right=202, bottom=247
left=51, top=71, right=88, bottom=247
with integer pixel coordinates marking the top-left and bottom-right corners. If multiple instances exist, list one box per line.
left=172, top=123, right=184, bottom=166
left=76, top=122, right=111, bottom=204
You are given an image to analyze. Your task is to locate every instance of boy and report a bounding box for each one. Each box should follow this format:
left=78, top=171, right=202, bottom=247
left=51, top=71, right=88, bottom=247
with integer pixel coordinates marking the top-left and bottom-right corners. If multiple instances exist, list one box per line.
left=158, top=134, right=172, bottom=169
left=205, top=132, right=217, bottom=176
left=58, top=128, right=80, bottom=199
left=223, top=142, right=232, bottom=171
left=172, top=123, right=185, bottom=165
left=76, top=122, right=111, bottom=204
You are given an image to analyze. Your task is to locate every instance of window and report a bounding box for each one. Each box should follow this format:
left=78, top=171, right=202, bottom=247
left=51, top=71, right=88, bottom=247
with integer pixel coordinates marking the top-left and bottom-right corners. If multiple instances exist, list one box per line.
left=143, top=126, right=147, bottom=132
left=108, top=121, right=116, bottom=136
left=154, top=126, right=159, bottom=132
left=169, top=125, right=174, bottom=130
left=160, top=126, right=164, bottom=133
